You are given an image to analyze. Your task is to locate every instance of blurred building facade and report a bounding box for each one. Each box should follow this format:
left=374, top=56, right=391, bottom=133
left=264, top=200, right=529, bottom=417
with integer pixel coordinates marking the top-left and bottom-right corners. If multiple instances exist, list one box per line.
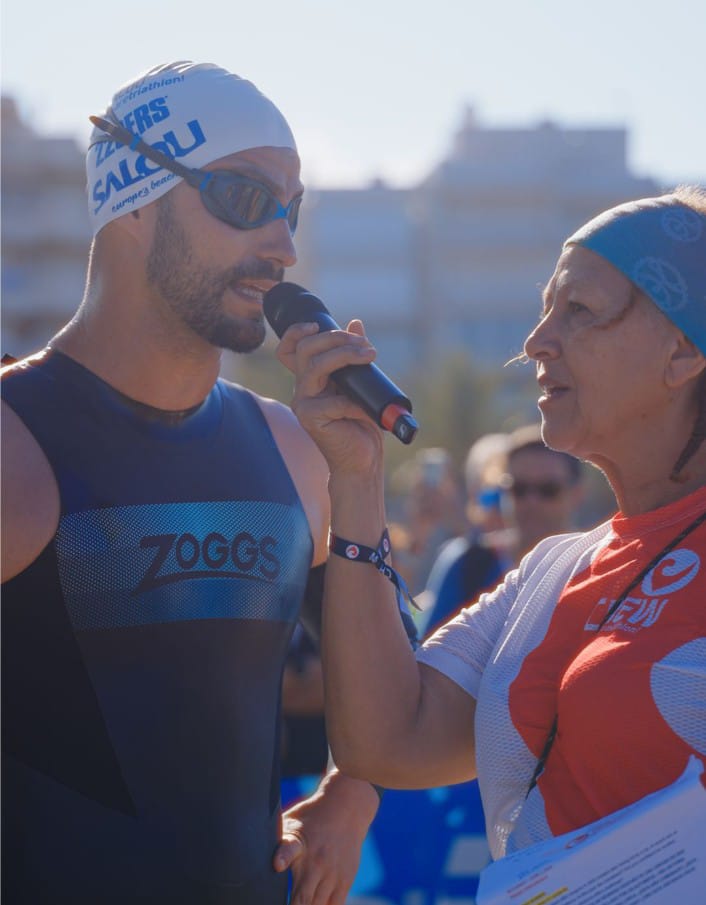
left=2, top=99, right=658, bottom=371
left=2, top=97, right=92, bottom=358
left=292, top=106, right=659, bottom=379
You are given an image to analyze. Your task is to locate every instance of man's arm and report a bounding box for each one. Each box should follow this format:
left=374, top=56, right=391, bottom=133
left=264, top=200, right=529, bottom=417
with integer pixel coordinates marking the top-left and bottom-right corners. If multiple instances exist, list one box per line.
left=274, top=768, right=379, bottom=905
left=255, top=395, right=330, bottom=566
left=259, top=394, right=385, bottom=901
left=1, top=400, right=60, bottom=582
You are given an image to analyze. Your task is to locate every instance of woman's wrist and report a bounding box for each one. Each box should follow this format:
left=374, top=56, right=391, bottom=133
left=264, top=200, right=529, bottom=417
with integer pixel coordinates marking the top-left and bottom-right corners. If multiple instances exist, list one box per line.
left=328, top=472, right=386, bottom=544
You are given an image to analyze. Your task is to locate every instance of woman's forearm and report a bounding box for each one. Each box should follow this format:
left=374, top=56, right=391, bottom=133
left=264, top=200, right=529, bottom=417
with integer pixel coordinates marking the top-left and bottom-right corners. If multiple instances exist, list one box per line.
left=322, top=471, right=476, bottom=788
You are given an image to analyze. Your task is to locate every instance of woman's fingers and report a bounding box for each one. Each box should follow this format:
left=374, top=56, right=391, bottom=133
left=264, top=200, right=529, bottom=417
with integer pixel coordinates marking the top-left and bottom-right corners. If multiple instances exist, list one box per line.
left=275, top=322, right=319, bottom=373
left=284, top=328, right=376, bottom=400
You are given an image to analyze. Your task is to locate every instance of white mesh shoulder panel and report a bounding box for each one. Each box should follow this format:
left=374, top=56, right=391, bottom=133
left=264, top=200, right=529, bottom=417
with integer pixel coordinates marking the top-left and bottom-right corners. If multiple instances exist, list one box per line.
left=417, top=522, right=613, bottom=858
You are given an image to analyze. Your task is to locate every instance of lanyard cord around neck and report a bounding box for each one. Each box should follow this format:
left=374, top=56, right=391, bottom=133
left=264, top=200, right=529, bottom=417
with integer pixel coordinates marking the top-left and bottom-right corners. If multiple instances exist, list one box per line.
left=525, top=506, right=706, bottom=799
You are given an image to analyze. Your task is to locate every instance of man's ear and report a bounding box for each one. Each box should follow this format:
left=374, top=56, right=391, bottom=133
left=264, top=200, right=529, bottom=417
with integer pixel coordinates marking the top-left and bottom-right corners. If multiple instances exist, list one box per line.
left=665, top=332, right=706, bottom=389
left=113, top=200, right=158, bottom=243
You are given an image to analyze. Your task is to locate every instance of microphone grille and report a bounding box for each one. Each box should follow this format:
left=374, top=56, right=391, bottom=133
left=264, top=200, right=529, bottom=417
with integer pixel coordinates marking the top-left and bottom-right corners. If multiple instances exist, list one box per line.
left=263, top=283, right=328, bottom=337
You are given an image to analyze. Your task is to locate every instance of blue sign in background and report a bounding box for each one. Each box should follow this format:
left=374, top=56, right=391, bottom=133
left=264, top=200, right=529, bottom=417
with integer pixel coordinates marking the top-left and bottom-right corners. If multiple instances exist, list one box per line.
left=282, top=777, right=490, bottom=904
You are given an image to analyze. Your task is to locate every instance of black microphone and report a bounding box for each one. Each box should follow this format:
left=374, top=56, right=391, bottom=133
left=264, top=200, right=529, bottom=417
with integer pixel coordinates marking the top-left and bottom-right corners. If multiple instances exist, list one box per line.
left=263, top=282, right=419, bottom=445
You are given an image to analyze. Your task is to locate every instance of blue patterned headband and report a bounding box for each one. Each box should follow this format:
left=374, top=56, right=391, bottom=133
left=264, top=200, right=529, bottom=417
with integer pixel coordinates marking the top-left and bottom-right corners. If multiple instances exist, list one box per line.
left=565, top=195, right=706, bottom=355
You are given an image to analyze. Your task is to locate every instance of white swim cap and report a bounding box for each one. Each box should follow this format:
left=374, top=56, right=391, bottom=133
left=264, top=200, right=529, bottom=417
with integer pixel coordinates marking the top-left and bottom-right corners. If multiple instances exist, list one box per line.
left=86, top=61, right=297, bottom=235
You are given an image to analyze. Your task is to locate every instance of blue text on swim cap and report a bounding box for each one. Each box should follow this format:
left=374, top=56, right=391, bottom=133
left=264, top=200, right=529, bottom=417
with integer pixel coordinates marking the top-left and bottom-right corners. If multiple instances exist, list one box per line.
left=91, top=119, right=207, bottom=214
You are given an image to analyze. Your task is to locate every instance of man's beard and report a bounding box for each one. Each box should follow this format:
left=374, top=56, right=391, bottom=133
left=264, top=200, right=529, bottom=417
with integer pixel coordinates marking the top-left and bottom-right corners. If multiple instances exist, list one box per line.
left=146, top=193, right=283, bottom=353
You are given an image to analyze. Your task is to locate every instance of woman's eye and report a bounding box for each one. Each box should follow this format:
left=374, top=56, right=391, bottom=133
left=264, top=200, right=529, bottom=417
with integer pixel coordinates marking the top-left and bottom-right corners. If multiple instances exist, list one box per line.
left=568, top=300, right=588, bottom=316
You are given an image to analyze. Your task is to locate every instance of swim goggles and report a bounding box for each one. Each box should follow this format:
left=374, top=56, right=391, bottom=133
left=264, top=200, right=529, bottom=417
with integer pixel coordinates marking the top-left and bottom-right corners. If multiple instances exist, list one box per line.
left=89, top=114, right=302, bottom=233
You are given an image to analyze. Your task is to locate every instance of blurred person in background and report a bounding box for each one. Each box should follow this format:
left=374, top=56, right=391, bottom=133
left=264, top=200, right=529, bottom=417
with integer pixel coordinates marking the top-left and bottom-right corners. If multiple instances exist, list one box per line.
left=388, top=446, right=468, bottom=596
left=1, top=60, right=379, bottom=905
left=419, top=432, right=510, bottom=636
left=422, top=425, right=585, bottom=637
left=281, top=185, right=706, bottom=862
left=498, top=423, right=585, bottom=560
left=463, top=431, right=511, bottom=536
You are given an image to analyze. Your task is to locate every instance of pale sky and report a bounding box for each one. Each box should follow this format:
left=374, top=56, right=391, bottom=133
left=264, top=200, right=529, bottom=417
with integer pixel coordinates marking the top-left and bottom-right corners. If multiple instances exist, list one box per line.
left=2, top=0, right=705, bottom=190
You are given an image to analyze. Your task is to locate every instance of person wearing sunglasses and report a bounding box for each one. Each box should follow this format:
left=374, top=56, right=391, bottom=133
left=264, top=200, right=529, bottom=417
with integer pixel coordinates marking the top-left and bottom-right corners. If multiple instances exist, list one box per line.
left=279, top=186, right=706, bottom=867
left=500, top=423, right=585, bottom=561
left=422, top=424, right=586, bottom=638
left=1, top=61, right=379, bottom=904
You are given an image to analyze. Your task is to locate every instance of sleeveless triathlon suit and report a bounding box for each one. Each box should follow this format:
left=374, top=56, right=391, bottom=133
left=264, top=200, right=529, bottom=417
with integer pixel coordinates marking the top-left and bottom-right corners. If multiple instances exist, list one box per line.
left=2, top=350, right=314, bottom=904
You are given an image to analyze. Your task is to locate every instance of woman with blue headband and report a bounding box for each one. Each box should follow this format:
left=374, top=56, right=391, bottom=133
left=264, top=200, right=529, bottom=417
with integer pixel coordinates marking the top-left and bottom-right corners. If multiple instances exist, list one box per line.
left=279, top=185, right=706, bottom=861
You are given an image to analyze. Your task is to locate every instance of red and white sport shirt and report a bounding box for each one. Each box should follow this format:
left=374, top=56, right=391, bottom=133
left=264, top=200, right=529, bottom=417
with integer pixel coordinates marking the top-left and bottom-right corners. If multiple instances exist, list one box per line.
left=418, top=486, right=706, bottom=859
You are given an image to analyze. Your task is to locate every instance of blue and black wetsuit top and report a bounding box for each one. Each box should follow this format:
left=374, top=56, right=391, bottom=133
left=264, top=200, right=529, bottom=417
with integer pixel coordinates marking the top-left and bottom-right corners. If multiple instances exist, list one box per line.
left=2, top=350, right=314, bottom=904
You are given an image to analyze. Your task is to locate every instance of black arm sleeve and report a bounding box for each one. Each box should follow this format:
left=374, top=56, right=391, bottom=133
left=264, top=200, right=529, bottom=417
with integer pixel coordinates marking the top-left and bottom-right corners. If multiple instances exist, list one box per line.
left=298, top=563, right=326, bottom=643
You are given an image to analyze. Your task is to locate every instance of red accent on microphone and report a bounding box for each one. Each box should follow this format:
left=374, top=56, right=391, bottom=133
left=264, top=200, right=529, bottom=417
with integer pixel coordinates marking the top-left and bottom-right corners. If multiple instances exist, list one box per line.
left=380, top=403, right=409, bottom=433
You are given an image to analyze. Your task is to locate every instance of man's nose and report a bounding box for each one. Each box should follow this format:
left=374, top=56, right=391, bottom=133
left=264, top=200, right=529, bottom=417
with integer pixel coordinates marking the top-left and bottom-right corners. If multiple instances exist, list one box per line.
left=260, top=216, right=297, bottom=270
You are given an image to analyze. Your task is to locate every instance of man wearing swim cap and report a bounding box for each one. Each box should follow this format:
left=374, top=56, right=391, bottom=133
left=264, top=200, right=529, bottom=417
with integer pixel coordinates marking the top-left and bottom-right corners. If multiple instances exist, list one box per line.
left=1, top=61, right=379, bottom=904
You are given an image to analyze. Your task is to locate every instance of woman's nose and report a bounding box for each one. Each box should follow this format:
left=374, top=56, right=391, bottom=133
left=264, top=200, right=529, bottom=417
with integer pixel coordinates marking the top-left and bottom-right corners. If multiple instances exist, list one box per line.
left=524, top=314, right=558, bottom=361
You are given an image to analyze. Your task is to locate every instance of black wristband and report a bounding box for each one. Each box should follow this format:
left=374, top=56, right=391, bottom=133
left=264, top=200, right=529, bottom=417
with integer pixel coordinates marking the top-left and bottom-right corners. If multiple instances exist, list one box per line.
left=328, top=528, right=419, bottom=613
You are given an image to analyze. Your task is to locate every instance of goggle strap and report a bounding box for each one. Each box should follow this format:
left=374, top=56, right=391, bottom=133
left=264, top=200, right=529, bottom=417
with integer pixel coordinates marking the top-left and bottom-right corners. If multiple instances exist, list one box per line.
left=88, top=114, right=300, bottom=233
left=88, top=114, right=204, bottom=189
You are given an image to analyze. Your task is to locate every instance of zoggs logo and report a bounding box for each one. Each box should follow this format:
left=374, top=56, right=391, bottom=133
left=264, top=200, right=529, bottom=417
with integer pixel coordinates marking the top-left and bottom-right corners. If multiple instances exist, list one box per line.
left=91, top=96, right=207, bottom=214
left=134, top=531, right=280, bottom=594
left=586, top=549, right=700, bottom=632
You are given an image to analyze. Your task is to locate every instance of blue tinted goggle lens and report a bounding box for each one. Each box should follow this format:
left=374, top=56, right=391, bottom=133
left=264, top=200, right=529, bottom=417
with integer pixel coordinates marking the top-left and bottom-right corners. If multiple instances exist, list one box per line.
left=201, top=172, right=302, bottom=233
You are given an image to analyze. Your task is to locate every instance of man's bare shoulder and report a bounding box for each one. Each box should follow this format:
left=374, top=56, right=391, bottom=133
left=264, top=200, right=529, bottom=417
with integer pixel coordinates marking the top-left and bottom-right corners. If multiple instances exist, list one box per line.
left=254, top=394, right=328, bottom=475
left=1, top=399, right=60, bottom=582
left=253, top=394, right=330, bottom=565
